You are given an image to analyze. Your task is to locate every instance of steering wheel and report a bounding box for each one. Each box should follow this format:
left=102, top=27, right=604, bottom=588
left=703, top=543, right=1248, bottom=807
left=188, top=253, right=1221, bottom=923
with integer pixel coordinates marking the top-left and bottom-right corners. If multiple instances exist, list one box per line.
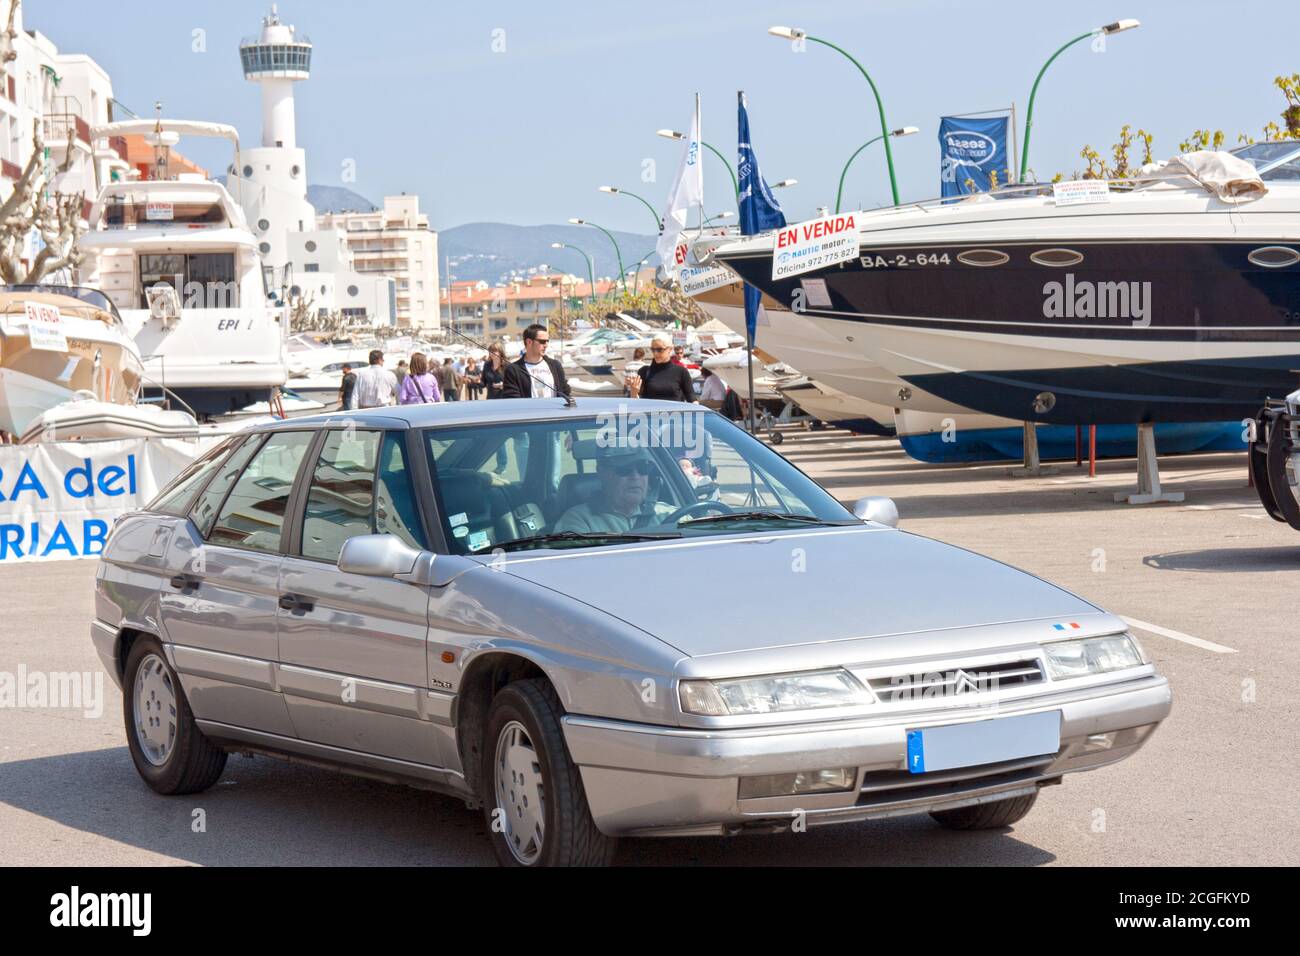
left=664, top=500, right=735, bottom=525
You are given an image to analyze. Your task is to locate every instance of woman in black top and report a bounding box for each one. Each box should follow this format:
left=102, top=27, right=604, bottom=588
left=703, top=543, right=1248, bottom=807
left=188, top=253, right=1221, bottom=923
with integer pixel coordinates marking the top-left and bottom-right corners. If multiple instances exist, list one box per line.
left=480, top=345, right=507, bottom=399
left=630, top=334, right=695, bottom=403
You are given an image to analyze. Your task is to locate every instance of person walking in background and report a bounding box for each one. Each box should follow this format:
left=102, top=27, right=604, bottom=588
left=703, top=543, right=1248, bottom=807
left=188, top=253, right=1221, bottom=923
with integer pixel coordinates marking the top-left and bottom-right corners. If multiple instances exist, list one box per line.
left=465, top=357, right=483, bottom=400
left=394, top=359, right=409, bottom=392
left=352, top=349, right=398, bottom=408
left=698, top=365, right=727, bottom=410
left=339, top=363, right=357, bottom=410
left=672, top=344, right=687, bottom=366
left=436, top=357, right=460, bottom=402
left=502, top=323, right=570, bottom=399
left=480, top=345, right=507, bottom=399
left=627, top=332, right=695, bottom=403
left=399, top=352, right=442, bottom=405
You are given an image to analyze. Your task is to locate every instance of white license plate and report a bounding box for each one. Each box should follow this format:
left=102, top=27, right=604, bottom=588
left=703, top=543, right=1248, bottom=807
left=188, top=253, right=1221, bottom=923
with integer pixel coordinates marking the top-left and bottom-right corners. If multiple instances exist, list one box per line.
left=906, top=710, right=1061, bottom=774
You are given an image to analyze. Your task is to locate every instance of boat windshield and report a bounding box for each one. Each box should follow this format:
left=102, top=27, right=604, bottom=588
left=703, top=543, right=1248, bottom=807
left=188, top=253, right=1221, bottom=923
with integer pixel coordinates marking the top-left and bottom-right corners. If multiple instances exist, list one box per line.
left=1, top=284, right=125, bottom=323
left=101, top=197, right=227, bottom=227
left=422, top=411, right=856, bottom=555
left=1231, top=142, right=1300, bottom=180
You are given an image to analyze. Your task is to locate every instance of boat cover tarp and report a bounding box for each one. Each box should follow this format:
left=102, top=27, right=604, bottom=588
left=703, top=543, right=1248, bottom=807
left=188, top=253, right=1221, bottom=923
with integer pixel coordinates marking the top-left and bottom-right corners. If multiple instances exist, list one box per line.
left=1141, top=150, right=1266, bottom=203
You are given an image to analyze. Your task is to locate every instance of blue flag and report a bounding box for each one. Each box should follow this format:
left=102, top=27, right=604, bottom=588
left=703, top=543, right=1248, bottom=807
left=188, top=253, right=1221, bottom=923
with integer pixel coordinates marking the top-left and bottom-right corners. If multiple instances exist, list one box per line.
left=939, top=115, right=1010, bottom=197
left=737, top=92, right=786, bottom=344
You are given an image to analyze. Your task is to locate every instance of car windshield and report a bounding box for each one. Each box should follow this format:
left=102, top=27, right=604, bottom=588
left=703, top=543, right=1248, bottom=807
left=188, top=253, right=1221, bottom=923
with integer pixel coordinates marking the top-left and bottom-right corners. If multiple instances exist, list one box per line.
left=422, top=411, right=855, bottom=554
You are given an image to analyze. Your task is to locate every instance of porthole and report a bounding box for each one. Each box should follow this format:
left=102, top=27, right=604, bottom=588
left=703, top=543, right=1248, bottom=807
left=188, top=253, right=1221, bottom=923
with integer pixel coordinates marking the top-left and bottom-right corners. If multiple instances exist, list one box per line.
left=242, top=165, right=254, bottom=178
left=290, top=164, right=301, bottom=178
left=956, top=248, right=1010, bottom=267
left=305, top=240, right=317, bottom=252
left=289, top=285, right=301, bottom=296
left=1247, top=246, right=1300, bottom=268
left=347, top=284, right=359, bottom=297
left=258, top=242, right=271, bottom=254
left=257, top=218, right=270, bottom=232
left=1030, top=248, right=1084, bottom=267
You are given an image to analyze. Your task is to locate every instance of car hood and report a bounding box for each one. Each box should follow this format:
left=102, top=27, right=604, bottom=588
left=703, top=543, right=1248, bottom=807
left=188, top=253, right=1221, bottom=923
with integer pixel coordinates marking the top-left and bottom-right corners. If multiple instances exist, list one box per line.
left=496, top=526, right=1100, bottom=658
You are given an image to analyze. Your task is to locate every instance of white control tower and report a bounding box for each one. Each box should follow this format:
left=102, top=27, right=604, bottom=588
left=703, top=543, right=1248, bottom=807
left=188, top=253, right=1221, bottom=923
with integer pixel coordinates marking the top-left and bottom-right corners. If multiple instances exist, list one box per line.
left=236, top=5, right=317, bottom=274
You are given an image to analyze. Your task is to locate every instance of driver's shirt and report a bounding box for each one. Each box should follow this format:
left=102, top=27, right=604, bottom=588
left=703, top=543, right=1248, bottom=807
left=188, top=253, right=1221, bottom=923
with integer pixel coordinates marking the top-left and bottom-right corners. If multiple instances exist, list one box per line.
left=554, top=499, right=675, bottom=534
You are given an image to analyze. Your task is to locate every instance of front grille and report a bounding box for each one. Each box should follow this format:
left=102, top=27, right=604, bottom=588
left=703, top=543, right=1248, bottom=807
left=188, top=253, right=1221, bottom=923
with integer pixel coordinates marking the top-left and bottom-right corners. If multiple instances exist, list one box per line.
left=866, top=657, right=1043, bottom=704
left=856, top=752, right=1062, bottom=808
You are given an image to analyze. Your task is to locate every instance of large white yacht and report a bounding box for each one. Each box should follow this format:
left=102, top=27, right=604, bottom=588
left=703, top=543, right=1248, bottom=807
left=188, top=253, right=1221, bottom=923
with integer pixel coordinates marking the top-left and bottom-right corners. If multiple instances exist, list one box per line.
left=76, top=119, right=288, bottom=418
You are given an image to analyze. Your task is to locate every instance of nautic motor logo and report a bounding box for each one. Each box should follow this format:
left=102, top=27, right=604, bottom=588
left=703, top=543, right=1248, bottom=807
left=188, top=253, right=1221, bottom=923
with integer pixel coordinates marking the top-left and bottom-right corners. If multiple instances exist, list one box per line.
left=944, top=129, right=997, bottom=167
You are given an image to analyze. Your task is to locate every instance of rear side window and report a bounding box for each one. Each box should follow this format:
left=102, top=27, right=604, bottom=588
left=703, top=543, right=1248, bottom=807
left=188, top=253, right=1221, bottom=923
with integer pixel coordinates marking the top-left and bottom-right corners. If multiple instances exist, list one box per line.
left=207, top=432, right=314, bottom=552
left=190, top=436, right=262, bottom=537
left=149, top=436, right=237, bottom=516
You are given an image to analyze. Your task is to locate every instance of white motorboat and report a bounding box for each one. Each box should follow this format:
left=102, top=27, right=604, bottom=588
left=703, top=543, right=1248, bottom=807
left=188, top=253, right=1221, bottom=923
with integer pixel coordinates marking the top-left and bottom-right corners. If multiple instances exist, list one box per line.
left=19, top=393, right=272, bottom=443
left=76, top=118, right=288, bottom=419
left=710, top=144, right=1300, bottom=425
left=0, top=287, right=144, bottom=439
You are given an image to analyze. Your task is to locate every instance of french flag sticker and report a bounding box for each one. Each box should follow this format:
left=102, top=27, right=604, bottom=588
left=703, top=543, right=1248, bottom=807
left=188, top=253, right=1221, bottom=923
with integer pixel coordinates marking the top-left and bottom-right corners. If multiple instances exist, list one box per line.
left=1052, top=622, right=1082, bottom=631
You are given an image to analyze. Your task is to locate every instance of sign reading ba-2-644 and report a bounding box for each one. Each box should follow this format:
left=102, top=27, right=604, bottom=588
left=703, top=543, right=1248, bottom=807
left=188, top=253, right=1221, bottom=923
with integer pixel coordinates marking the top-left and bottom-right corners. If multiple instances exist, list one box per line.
left=772, top=212, right=859, bottom=280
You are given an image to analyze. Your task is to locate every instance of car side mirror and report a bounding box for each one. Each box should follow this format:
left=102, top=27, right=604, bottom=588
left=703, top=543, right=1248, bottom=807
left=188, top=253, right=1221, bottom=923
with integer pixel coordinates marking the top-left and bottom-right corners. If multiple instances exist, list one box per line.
left=852, top=495, right=899, bottom=528
left=338, top=534, right=431, bottom=581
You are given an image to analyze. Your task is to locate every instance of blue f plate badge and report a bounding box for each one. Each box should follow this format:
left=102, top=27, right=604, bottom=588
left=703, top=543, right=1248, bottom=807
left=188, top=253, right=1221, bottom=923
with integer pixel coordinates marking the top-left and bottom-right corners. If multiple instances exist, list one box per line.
left=907, top=710, right=1061, bottom=774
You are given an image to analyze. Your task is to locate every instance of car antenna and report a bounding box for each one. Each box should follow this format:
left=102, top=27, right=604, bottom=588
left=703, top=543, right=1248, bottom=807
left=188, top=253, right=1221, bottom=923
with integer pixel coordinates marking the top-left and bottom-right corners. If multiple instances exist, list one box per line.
left=441, top=319, right=576, bottom=407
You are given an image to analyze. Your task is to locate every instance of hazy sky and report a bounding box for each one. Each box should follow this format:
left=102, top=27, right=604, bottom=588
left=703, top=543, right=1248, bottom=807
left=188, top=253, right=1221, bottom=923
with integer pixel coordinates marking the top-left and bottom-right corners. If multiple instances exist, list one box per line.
left=39, top=0, right=1300, bottom=234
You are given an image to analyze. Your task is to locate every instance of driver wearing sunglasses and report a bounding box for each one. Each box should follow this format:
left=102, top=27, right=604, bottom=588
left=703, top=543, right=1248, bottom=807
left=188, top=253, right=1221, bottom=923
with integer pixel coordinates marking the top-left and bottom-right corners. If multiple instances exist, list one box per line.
left=554, top=446, right=676, bottom=534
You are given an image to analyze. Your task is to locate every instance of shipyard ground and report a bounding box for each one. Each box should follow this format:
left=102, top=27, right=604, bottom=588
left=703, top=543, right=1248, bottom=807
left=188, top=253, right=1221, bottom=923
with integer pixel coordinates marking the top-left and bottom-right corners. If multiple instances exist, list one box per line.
left=1, top=426, right=1294, bottom=866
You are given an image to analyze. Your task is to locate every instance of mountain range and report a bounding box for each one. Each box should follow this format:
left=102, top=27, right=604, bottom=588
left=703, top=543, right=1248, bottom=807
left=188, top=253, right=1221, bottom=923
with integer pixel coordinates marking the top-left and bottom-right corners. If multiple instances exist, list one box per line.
left=303, top=186, right=659, bottom=285
left=437, top=222, right=658, bottom=285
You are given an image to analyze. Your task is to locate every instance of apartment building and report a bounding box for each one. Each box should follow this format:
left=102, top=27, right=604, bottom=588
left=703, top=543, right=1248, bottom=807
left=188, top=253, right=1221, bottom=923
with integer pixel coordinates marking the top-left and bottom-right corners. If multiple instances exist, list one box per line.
left=440, top=273, right=615, bottom=339
left=317, top=194, right=440, bottom=330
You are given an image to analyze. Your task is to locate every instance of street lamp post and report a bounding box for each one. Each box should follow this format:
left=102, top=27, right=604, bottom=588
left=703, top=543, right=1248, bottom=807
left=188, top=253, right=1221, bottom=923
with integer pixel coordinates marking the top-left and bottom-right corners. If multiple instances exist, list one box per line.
left=1019, top=19, right=1140, bottom=181
left=569, top=218, right=626, bottom=293
left=627, top=252, right=654, bottom=296
left=551, top=242, right=596, bottom=305
left=836, top=127, right=918, bottom=213
left=702, top=210, right=734, bottom=230
left=598, top=185, right=662, bottom=234
left=770, top=26, right=901, bottom=205
left=658, top=129, right=738, bottom=200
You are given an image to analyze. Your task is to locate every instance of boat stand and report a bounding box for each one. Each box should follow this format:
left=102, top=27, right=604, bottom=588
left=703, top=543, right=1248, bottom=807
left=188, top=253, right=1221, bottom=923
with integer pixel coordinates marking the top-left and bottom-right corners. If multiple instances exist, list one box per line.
left=1114, top=422, right=1184, bottom=504
left=1006, top=422, right=1058, bottom=477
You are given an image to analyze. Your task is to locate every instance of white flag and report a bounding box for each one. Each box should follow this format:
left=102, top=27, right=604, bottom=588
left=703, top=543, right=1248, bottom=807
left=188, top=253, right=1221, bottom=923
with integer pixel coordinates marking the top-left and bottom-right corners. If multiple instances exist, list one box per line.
left=656, top=94, right=704, bottom=276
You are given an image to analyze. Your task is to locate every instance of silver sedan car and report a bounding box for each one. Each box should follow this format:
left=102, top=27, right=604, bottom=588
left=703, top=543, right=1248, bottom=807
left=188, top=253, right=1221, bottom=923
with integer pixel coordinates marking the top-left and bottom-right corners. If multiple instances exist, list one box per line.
left=92, top=399, right=1170, bottom=866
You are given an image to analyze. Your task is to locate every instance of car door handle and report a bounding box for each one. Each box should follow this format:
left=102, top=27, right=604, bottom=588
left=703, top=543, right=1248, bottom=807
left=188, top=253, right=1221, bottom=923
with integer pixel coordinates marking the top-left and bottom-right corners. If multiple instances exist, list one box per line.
left=278, top=593, right=316, bottom=613
left=168, top=573, right=200, bottom=591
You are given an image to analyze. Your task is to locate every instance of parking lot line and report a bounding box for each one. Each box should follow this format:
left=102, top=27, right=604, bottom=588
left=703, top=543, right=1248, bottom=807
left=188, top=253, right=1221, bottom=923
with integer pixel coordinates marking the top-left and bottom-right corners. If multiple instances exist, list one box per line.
left=1122, top=616, right=1237, bottom=654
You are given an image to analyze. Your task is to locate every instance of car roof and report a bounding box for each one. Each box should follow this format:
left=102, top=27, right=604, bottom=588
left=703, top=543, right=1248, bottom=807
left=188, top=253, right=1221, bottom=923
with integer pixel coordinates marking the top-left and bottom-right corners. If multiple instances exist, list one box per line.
left=256, top=398, right=707, bottom=432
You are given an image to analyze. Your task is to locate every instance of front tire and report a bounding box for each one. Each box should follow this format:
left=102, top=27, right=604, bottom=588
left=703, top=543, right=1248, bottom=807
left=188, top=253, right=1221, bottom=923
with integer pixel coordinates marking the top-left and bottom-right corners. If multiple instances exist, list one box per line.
left=123, top=636, right=227, bottom=795
left=930, top=791, right=1038, bottom=830
left=481, top=678, right=617, bottom=867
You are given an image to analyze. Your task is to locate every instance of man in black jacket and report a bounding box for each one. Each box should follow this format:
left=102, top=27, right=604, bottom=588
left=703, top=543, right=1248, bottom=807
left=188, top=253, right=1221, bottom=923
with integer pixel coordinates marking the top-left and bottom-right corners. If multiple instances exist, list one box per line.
left=501, top=323, right=571, bottom=399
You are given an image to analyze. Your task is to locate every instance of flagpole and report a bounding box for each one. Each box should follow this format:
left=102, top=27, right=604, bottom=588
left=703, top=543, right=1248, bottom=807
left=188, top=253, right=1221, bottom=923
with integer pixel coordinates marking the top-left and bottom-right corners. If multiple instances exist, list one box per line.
left=746, top=315, right=757, bottom=435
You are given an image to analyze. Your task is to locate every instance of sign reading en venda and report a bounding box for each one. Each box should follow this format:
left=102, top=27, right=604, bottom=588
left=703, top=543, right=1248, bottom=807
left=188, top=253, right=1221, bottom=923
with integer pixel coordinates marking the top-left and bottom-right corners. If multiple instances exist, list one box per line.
left=772, top=212, right=859, bottom=280
left=145, top=201, right=174, bottom=221
left=23, top=302, right=68, bottom=352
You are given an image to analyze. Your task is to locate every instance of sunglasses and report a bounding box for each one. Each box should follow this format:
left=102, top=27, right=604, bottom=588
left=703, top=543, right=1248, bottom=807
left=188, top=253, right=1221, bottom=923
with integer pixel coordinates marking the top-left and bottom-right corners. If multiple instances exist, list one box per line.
left=651, top=345, right=671, bottom=353
left=610, top=461, right=654, bottom=477
left=534, top=338, right=550, bottom=345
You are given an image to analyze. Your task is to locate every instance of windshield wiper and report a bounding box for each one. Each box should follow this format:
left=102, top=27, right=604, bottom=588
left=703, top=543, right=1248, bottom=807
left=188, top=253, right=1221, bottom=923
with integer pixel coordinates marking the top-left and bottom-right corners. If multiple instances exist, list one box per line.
left=489, top=530, right=681, bottom=552
left=678, top=511, right=835, bottom=526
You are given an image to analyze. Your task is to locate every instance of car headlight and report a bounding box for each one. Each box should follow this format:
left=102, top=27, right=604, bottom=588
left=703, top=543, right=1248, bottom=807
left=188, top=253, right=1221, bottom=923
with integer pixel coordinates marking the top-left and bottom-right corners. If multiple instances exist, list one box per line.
left=1043, top=633, right=1145, bottom=679
left=679, top=669, right=872, bottom=716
